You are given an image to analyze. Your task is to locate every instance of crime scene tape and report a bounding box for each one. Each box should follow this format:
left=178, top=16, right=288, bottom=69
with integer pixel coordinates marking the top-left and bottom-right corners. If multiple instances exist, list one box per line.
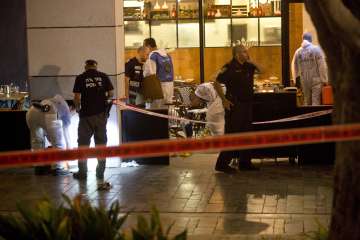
left=254, top=109, right=333, bottom=124
left=114, top=100, right=332, bottom=125
left=0, top=123, right=360, bottom=168
left=113, top=100, right=212, bottom=124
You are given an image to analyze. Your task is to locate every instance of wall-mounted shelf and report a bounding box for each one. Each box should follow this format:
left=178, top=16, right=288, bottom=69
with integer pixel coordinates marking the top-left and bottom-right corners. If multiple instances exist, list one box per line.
left=124, top=0, right=282, bottom=48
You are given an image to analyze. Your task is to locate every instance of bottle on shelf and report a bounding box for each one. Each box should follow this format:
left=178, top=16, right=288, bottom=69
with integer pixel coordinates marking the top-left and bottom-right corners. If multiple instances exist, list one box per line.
left=154, top=1, right=161, bottom=10
left=161, top=0, right=168, bottom=9
left=207, top=9, right=212, bottom=18
left=171, top=4, right=176, bottom=18
left=215, top=9, right=221, bottom=17
left=249, top=0, right=257, bottom=16
left=179, top=5, right=184, bottom=18
left=272, top=0, right=281, bottom=16
left=143, top=0, right=151, bottom=19
left=188, top=5, right=193, bottom=18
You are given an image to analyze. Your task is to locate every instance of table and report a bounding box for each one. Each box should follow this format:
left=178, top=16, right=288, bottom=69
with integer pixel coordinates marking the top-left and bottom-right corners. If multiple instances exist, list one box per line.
left=0, top=92, right=28, bottom=110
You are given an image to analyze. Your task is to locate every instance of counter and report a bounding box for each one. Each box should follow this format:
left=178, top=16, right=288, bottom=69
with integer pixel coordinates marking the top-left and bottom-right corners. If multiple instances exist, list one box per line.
left=0, top=92, right=28, bottom=110
left=121, top=108, right=170, bottom=165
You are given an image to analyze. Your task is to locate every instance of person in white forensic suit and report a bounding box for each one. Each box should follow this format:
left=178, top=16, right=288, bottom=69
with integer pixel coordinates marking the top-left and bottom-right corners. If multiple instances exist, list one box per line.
left=190, top=82, right=225, bottom=136
left=26, top=94, right=74, bottom=175
left=291, top=32, right=328, bottom=106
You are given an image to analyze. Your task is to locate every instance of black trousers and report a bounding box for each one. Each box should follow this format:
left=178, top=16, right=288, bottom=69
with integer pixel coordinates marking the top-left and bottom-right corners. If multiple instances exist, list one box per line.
left=215, top=101, right=253, bottom=169
left=77, top=112, right=108, bottom=176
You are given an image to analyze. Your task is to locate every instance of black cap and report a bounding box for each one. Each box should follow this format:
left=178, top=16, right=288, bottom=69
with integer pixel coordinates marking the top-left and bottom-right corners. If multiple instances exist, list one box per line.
left=85, top=59, right=98, bottom=67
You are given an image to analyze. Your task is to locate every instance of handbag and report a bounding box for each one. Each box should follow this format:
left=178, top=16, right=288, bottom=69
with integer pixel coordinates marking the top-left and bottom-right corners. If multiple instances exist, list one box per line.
left=141, top=74, right=164, bottom=101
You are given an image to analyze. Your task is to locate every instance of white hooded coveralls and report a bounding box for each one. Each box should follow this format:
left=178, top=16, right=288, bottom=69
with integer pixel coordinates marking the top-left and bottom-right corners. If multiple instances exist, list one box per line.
left=195, top=83, right=225, bottom=136
left=292, top=40, right=328, bottom=105
left=26, top=95, right=72, bottom=151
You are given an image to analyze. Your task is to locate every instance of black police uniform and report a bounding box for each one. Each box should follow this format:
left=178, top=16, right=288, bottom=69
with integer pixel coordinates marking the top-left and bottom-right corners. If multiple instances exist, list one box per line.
left=215, top=58, right=257, bottom=171
left=125, top=57, right=143, bottom=105
left=73, top=68, right=114, bottom=178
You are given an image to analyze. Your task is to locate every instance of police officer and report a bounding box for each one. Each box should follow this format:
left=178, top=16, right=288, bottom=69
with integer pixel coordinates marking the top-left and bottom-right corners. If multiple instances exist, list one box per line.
left=73, top=59, right=114, bottom=180
left=125, top=46, right=148, bottom=105
left=214, top=45, right=261, bottom=172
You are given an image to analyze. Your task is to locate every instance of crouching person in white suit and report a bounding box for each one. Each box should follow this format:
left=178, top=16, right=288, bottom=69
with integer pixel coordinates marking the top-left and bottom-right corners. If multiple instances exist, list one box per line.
left=190, top=82, right=225, bottom=136
left=26, top=94, right=74, bottom=175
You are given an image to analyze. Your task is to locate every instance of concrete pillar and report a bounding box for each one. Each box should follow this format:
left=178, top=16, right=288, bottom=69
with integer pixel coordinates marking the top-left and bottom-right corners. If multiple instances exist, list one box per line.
left=27, top=0, right=124, bottom=146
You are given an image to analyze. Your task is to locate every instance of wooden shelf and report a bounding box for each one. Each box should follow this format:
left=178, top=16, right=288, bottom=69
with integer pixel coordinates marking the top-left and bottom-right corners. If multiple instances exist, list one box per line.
left=124, top=15, right=281, bottom=21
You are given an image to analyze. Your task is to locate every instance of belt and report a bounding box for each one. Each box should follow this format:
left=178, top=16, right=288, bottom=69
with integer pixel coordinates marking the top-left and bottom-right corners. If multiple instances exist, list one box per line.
left=32, top=102, right=51, bottom=112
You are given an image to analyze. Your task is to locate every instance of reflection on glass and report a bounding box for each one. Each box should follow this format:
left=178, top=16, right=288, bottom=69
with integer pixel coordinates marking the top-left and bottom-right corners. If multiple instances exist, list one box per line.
left=125, top=21, right=150, bottom=49
left=259, top=17, right=281, bottom=45
left=231, top=18, right=258, bottom=46
left=150, top=20, right=177, bottom=48
left=178, top=20, right=199, bottom=48
left=205, top=19, right=231, bottom=47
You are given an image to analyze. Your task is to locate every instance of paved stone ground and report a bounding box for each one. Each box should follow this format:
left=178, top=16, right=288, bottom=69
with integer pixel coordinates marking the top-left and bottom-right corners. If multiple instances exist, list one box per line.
left=0, top=153, right=333, bottom=239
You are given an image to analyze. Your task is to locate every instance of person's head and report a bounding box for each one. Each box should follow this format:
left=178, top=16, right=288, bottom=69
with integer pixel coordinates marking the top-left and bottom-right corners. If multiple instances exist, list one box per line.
left=232, top=44, right=249, bottom=64
left=85, top=59, right=98, bottom=70
left=137, top=46, right=148, bottom=62
left=189, top=91, right=204, bottom=108
left=143, top=38, right=157, bottom=50
left=302, top=32, right=313, bottom=42
left=190, top=84, right=211, bottom=108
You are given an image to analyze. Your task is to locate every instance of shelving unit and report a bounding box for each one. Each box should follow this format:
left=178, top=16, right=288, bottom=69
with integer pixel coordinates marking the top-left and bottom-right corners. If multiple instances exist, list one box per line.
left=124, top=0, right=282, bottom=49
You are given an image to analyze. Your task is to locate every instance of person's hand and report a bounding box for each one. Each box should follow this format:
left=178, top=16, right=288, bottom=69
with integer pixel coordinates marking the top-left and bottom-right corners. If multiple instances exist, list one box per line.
left=222, top=98, right=233, bottom=110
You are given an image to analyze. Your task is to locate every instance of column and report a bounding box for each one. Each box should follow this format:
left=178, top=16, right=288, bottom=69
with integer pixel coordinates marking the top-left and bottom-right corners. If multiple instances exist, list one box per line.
left=27, top=0, right=124, bottom=146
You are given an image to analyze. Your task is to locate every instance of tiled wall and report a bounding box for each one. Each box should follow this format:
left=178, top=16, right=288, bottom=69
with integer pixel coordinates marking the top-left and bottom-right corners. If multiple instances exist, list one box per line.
left=26, top=0, right=125, bottom=146
left=27, top=0, right=125, bottom=100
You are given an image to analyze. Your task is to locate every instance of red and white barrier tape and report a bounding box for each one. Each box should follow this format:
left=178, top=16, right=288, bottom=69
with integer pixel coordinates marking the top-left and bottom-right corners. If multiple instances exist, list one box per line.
left=113, top=100, right=211, bottom=124
left=254, top=109, right=333, bottom=124
left=114, top=100, right=332, bottom=125
left=0, top=123, right=359, bottom=168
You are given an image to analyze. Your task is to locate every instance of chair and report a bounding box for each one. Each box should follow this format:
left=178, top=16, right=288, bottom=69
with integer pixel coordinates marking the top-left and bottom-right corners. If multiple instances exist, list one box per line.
left=171, top=85, right=209, bottom=138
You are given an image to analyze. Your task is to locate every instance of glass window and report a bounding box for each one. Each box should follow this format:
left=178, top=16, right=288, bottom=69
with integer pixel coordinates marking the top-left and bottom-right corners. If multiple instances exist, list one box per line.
left=150, top=20, right=177, bottom=48
left=124, top=21, right=150, bottom=49
left=178, top=20, right=199, bottom=48
left=205, top=19, right=231, bottom=47
left=231, top=18, right=259, bottom=46
left=259, top=17, right=281, bottom=46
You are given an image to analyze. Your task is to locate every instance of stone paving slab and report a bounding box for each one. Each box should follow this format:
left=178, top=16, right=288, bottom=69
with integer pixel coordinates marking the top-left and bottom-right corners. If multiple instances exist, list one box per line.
left=0, top=153, right=332, bottom=238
